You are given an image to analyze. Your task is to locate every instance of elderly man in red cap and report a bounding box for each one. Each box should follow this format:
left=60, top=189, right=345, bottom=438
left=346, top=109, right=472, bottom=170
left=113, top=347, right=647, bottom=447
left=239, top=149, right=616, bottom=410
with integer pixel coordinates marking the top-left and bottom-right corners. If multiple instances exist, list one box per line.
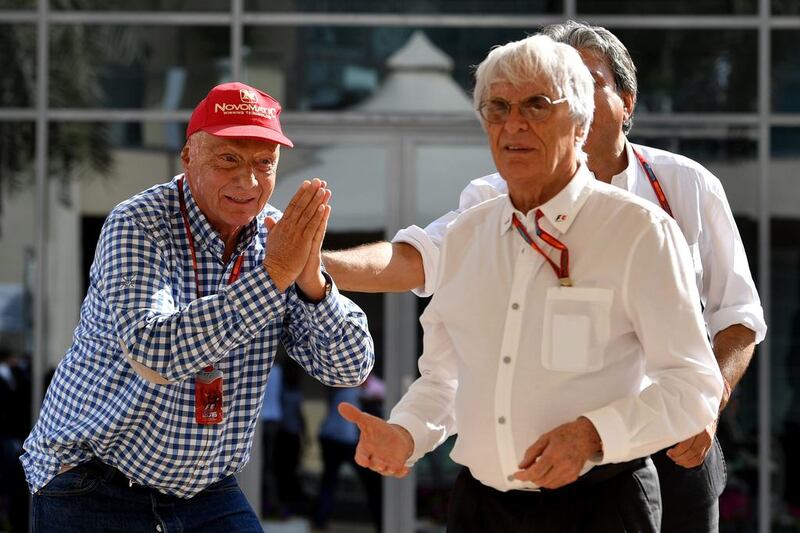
left=21, top=82, right=374, bottom=532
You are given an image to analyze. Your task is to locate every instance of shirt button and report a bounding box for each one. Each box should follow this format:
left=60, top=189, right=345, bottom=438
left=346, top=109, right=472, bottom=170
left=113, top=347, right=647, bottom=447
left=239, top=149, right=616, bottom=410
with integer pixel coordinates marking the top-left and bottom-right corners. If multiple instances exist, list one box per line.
left=503, top=356, right=511, bottom=364
left=511, top=303, right=519, bottom=310
left=498, top=416, right=506, bottom=424
left=507, top=474, right=515, bottom=482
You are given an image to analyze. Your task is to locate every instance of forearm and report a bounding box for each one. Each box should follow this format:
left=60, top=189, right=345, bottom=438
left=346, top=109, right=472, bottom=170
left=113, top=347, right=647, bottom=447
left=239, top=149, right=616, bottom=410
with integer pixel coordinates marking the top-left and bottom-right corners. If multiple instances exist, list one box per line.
left=282, top=288, right=375, bottom=387
left=322, top=241, right=424, bottom=293
left=713, top=323, right=756, bottom=412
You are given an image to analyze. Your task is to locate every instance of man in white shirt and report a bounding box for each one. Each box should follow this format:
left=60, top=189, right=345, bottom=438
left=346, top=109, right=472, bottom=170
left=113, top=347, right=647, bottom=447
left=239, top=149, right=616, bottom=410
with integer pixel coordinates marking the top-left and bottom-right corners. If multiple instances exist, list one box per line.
left=326, top=21, right=765, bottom=532
left=337, top=34, right=723, bottom=532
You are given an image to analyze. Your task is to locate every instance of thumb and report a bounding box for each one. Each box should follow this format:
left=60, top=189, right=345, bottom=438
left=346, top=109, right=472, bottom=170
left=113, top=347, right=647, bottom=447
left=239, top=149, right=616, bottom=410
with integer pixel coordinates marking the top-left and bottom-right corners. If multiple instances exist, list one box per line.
left=338, top=402, right=366, bottom=427
left=264, top=216, right=277, bottom=231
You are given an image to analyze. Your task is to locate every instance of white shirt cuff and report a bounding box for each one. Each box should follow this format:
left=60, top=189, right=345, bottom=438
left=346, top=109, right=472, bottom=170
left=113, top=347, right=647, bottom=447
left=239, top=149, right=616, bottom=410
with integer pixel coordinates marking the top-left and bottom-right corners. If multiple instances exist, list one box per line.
left=581, top=407, right=630, bottom=465
left=392, top=225, right=441, bottom=297
left=706, top=304, right=767, bottom=344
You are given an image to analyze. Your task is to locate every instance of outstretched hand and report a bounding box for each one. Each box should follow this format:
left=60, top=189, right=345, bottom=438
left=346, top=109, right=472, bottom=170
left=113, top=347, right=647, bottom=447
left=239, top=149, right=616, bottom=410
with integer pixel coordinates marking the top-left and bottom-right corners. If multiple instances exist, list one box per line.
left=263, top=178, right=331, bottom=292
left=338, top=401, right=414, bottom=478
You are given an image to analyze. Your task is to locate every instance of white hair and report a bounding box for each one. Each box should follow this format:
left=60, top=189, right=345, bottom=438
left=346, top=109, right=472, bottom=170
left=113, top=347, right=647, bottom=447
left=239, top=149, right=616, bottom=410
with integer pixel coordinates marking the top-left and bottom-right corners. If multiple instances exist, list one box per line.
left=473, top=34, right=595, bottom=159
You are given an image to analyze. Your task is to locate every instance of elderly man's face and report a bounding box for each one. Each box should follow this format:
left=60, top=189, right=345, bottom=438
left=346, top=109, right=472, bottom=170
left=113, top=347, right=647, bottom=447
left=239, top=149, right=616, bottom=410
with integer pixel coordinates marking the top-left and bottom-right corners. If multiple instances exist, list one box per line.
left=486, top=80, right=580, bottom=188
left=579, top=49, right=633, bottom=157
left=182, top=133, right=279, bottom=238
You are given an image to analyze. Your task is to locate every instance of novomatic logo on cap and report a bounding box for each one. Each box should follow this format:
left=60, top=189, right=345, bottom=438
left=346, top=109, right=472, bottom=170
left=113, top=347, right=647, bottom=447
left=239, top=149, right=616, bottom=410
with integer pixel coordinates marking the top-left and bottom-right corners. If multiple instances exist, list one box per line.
left=240, top=89, right=258, bottom=103
left=186, top=81, right=293, bottom=147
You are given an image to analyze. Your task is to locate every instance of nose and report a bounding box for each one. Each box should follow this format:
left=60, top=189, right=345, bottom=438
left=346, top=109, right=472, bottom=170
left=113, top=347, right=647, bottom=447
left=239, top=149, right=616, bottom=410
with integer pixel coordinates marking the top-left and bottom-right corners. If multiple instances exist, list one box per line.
left=231, top=166, right=259, bottom=187
left=503, top=103, right=529, bottom=133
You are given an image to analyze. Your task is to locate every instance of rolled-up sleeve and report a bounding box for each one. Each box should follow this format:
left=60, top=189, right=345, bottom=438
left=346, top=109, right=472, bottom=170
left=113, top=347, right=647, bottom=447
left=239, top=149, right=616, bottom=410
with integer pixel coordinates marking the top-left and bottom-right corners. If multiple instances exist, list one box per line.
left=700, top=179, right=767, bottom=343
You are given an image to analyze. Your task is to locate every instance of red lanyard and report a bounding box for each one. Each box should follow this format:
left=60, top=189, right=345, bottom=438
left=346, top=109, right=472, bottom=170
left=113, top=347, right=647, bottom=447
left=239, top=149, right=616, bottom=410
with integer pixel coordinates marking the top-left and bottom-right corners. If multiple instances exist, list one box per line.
left=177, top=176, right=244, bottom=370
left=511, top=211, right=572, bottom=287
left=632, top=147, right=673, bottom=218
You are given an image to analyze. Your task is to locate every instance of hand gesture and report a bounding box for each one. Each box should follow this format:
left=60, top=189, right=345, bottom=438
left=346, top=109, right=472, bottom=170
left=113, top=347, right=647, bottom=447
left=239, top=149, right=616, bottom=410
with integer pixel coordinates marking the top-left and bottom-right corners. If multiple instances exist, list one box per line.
left=666, top=419, right=717, bottom=468
left=513, top=417, right=602, bottom=489
left=263, top=178, right=331, bottom=292
left=338, top=401, right=413, bottom=478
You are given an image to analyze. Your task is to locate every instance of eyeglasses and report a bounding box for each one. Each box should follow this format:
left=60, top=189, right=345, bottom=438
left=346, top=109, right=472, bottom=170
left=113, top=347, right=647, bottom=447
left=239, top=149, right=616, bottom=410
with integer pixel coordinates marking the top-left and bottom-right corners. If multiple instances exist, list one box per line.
left=477, top=95, right=569, bottom=124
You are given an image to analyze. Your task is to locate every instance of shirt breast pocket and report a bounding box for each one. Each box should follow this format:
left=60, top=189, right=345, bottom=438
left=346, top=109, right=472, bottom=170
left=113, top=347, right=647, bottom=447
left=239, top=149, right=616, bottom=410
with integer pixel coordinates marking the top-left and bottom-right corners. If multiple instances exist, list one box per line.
left=541, top=287, right=614, bottom=373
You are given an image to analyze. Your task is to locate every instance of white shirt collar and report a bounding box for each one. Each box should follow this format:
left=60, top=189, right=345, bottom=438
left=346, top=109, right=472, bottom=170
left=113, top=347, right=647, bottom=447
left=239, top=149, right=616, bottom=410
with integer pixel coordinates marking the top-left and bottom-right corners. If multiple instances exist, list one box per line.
left=610, top=140, right=638, bottom=193
left=500, top=163, right=594, bottom=236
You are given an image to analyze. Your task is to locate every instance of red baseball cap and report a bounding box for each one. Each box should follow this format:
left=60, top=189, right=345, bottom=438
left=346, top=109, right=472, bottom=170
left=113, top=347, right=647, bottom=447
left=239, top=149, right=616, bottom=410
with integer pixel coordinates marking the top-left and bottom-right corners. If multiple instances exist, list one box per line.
left=186, top=82, right=293, bottom=147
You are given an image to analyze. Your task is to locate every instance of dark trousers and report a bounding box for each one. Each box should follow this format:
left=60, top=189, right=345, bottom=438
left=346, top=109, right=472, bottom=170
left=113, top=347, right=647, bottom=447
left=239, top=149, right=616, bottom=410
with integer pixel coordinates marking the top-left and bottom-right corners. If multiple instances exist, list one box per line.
left=32, top=459, right=263, bottom=533
left=653, top=436, right=726, bottom=533
left=446, top=458, right=661, bottom=533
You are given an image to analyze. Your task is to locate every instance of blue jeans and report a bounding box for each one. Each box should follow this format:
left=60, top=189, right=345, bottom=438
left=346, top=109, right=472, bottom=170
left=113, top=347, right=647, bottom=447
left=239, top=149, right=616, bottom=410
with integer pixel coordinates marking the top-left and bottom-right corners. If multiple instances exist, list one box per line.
left=32, top=459, right=264, bottom=532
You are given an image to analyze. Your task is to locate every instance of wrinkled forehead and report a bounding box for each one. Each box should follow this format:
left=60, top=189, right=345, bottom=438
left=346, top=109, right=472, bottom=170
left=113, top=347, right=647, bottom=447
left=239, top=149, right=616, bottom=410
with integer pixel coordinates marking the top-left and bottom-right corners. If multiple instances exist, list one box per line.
left=487, top=79, right=557, bottom=100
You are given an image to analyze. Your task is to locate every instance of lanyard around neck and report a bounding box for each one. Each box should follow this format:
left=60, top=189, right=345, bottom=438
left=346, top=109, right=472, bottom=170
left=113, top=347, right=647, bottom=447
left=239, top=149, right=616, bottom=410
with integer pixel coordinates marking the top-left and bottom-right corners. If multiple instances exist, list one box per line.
left=632, top=147, right=673, bottom=218
left=177, top=176, right=245, bottom=299
left=511, top=211, right=572, bottom=287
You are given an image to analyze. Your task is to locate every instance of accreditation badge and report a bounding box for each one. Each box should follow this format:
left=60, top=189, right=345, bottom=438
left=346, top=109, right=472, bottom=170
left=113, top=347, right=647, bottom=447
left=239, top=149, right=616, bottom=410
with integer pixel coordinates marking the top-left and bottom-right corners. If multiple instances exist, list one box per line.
left=195, top=367, right=224, bottom=425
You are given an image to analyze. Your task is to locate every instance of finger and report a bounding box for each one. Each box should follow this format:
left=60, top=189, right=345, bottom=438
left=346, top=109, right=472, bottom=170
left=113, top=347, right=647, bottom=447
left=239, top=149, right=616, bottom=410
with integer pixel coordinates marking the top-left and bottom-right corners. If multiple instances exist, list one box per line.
left=264, top=216, right=277, bottom=232
left=667, top=436, right=696, bottom=459
left=308, top=204, right=331, bottom=252
left=519, top=437, right=548, bottom=469
left=297, top=187, right=327, bottom=229
left=353, top=444, right=372, bottom=469
left=284, top=180, right=321, bottom=221
left=338, top=402, right=367, bottom=428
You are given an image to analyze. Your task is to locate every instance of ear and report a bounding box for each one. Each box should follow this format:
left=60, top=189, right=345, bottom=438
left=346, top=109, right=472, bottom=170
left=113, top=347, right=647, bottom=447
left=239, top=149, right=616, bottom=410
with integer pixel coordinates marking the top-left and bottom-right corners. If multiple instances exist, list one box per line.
left=180, top=143, right=191, bottom=171
left=621, top=91, right=635, bottom=124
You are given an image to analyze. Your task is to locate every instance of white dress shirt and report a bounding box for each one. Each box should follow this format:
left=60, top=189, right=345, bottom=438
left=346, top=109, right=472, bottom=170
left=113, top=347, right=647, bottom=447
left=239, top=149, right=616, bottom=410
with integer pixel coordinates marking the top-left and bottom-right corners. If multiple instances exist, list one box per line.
left=394, top=141, right=766, bottom=343
left=387, top=164, right=723, bottom=492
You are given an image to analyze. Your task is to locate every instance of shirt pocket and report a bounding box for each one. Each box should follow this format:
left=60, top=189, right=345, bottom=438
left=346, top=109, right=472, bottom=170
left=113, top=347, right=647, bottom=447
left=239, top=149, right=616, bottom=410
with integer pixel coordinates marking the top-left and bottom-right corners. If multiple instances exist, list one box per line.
left=541, top=286, right=614, bottom=373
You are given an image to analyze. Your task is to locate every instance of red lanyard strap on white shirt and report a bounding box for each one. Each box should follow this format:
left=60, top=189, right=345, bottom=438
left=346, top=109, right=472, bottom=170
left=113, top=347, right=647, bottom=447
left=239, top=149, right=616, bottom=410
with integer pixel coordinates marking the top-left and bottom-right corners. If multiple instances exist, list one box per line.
left=511, top=211, right=572, bottom=287
left=632, top=147, right=673, bottom=218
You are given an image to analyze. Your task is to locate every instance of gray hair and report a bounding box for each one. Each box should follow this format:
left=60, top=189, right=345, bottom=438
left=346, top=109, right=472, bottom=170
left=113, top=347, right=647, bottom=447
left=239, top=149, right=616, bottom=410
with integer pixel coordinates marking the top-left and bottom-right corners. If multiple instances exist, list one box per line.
left=473, top=34, right=595, bottom=158
left=540, top=20, right=638, bottom=134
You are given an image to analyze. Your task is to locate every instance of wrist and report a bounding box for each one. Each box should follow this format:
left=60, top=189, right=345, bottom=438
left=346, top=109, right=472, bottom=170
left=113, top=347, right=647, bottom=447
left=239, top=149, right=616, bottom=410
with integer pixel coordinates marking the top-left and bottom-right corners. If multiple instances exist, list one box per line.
left=262, top=259, right=293, bottom=292
left=390, top=423, right=415, bottom=460
left=577, top=416, right=603, bottom=455
left=296, top=271, right=331, bottom=303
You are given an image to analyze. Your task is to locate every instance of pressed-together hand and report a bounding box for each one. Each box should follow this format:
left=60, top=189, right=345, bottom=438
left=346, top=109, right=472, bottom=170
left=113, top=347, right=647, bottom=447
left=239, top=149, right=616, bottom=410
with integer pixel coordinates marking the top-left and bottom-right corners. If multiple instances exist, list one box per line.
left=666, top=419, right=717, bottom=468
left=338, top=402, right=413, bottom=478
left=263, top=178, right=331, bottom=293
left=513, top=417, right=602, bottom=489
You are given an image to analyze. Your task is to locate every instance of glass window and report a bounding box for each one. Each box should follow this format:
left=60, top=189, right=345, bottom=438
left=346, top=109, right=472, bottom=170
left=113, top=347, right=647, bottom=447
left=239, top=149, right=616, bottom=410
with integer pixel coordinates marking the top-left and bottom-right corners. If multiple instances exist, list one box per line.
left=0, top=0, right=34, bottom=8
left=773, top=0, right=800, bottom=15
left=50, top=0, right=230, bottom=11
left=246, top=0, right=561, bottom=14
left=769, top=127, right=800, bottom=530
left=577, top=0, right=756, bottom=14
left=0, top=120, right=36, bottom=532
left=49, top=25, right=230, bottom=109
left=772, top=31, right=800, bottom=113
left=414, top=143, right=495, bottom=228
left=0, top=24, right=35, bottom=108
left=614, top=29, right=758, bottom=113
left=244, top=26, right=530, bottom=111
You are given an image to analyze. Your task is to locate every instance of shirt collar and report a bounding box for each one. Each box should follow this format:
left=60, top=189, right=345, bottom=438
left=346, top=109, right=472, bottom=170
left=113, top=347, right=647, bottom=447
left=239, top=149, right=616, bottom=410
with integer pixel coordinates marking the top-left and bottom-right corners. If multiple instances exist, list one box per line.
left=610, top=139, right=637, bottom=193
left=500, top=163, right=594, bottom=236
left=178, top=175, right=259, bottom=261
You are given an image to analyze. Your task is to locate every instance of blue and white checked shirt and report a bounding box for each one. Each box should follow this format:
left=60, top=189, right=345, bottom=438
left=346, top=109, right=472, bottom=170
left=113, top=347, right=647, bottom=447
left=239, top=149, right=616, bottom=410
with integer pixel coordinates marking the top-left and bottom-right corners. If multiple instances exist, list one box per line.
left=22, top=176, right=374, bottom=498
